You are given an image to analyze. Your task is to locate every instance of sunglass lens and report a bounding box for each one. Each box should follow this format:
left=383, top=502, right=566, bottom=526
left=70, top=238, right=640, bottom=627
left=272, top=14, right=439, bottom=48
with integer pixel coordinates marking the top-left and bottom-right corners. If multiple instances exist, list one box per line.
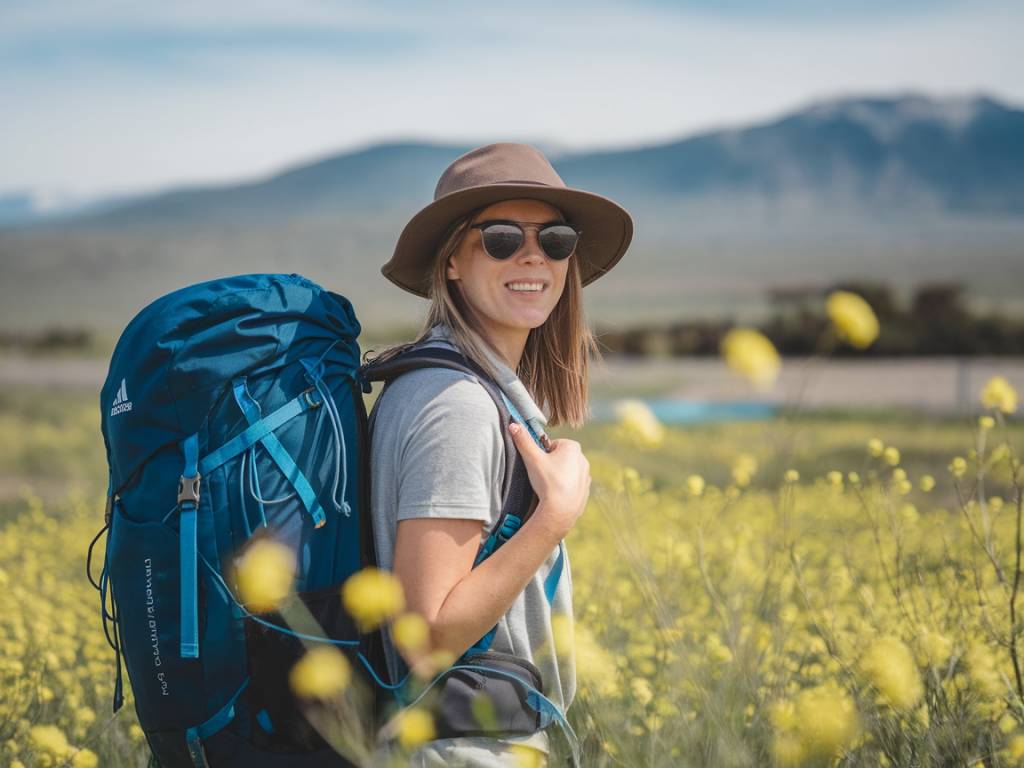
left=480, top=224, right=523, bottom=260
left=539, top=225, right=579, bottom=260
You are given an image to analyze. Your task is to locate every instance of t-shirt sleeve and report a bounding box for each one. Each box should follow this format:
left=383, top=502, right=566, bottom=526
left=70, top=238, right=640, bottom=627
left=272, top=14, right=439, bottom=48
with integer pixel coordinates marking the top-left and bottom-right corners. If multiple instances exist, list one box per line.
left=393, top=372, right=504, bottom=523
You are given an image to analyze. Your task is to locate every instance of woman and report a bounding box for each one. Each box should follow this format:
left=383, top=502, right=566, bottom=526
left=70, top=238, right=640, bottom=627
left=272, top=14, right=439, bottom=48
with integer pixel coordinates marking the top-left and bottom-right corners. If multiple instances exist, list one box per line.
left=368, top=142, right=633, bottom=766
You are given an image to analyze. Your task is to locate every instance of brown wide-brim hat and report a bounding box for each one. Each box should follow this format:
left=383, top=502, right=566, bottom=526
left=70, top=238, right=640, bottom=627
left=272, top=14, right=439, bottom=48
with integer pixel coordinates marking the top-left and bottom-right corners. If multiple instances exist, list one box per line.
left=383, top=142, right=634, bottom=298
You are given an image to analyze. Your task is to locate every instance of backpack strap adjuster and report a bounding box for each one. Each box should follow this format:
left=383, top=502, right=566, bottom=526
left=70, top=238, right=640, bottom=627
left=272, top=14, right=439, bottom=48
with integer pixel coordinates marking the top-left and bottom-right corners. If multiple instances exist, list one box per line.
left=302, top=387, right=322, bottom=409
left=177, top=473, right=202, bottom=506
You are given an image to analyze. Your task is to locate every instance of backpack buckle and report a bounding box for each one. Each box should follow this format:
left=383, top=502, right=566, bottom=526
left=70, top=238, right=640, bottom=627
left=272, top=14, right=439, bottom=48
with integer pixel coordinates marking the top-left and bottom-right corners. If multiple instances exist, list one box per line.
left=302, top=388, right=322, bottom=409
left=177, top=474, right=202, bottom=506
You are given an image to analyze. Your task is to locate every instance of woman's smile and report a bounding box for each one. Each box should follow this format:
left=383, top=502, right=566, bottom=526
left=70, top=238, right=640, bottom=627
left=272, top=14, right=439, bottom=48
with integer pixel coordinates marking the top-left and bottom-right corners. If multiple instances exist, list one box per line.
left=504, top=279, right=549, bottom=294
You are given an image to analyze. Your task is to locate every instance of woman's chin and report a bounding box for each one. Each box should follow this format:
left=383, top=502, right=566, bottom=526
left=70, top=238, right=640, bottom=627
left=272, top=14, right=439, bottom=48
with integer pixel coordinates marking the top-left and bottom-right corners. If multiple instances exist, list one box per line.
left=508, top=311, right=553, bottom=330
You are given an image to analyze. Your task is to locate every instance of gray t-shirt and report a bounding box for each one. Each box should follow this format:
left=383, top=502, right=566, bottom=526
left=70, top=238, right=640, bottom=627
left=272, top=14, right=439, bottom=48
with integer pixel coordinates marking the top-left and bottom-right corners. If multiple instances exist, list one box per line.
left=369, top=327, right=576, bottom=754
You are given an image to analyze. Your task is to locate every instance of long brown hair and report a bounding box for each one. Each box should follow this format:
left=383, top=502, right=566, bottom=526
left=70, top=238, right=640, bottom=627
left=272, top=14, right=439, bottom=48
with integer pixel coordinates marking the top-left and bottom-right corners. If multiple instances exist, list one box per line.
left=370, top=206, right=598, bottom=428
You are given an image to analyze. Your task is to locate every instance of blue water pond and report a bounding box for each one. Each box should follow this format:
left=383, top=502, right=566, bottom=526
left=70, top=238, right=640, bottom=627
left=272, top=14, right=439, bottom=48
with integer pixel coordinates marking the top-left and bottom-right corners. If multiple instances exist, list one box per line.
left=592, top=399, right=779, bottom=425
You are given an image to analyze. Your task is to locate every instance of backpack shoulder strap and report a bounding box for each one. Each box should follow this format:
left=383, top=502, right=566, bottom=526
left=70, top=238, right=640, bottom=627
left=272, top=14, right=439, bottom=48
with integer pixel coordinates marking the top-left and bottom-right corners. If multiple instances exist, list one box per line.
left=359, top=346, right=519, bottom=504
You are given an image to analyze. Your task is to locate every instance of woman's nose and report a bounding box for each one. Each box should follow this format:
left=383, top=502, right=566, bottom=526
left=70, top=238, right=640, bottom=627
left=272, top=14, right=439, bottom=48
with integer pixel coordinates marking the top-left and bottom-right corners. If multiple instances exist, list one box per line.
left=516, top=231, right=546, bottom=263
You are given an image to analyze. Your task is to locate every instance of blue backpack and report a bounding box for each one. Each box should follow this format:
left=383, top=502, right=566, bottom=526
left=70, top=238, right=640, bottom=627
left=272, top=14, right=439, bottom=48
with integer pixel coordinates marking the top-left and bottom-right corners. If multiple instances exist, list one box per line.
left=91, top=273, right=577, bottom=767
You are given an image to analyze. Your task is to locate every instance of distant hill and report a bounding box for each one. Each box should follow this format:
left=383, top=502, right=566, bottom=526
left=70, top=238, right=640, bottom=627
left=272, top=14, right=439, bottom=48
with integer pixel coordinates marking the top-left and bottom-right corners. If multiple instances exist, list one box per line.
left=2, top=92, right=1023, bottom=335
left=44, top=92, right=1024, bottom=228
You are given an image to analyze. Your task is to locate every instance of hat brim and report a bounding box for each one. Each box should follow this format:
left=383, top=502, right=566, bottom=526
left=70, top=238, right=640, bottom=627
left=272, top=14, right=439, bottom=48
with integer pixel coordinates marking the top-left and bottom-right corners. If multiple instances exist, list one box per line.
left=382, top=183, right=634, bottom=298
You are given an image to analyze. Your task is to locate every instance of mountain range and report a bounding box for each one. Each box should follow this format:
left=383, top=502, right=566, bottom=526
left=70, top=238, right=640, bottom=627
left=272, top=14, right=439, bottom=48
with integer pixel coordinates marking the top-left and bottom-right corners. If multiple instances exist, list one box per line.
left=2, top=92, right=1022, bottom=335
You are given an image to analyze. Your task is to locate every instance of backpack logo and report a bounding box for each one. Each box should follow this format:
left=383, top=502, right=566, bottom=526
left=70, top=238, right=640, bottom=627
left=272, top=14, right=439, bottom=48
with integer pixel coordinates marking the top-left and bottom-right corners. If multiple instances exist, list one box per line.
left=110, top=378, right=133, bottom=416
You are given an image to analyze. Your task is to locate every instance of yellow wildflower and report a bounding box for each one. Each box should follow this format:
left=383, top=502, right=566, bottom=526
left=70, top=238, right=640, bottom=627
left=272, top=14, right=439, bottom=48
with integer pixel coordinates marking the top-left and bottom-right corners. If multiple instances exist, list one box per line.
left=917, top=627, right=952, bottom=669
left=342, top=567, right=405, bottom=630
left=1007, top=734, right=1024, bottom=761
left=949, top=456, right=967, bottom=478
left=686, top=474, right=705, bottom=497
left=867, top=438, right=884, bottom=457
left=980, top=375, right=1018, bottom=414
left=614, top=399, right=665, bottom=447
left=720, top=328, right=781, bottom=386
left=979, top=415, right=996, bottom=430
left=847, top=471, right=861, bottom=485
left=396, top=708, right=436, bottom=748
left=72, top=749, right=98, bottom=768
left=966, top=642, right=1004, bottom=698
left=784, top=469, right=800, bottom=483
left=731, top=453, right=758, bottom=487
left=919, top=474, right=935, bottom=492
left=510, top=744, right=546, bottom=768
left=772, top=682, right=860, bottom=764
left=28, top=725, right=70, bottom=757
left=827, top=290, right=879, bottom=349
left=235, top=538, right=295, bottom=613
left=392, top=612, right=430, bottom=654
left=860, top=636, right=923, bottom=709
left=631, top=677, right=654, bottom=707
left=826, top=470, right=844, bottom=488
left=883, top=446, right=900, bottom=466
left=900, top=503, right=919, bottom=525
left=289, top=646, right=351, bottom=700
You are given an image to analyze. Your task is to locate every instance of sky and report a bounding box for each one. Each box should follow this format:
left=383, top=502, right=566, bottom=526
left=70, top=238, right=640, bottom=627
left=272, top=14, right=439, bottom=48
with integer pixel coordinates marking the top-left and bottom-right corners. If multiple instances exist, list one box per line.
left=1, top=0, right=1022, bottom=203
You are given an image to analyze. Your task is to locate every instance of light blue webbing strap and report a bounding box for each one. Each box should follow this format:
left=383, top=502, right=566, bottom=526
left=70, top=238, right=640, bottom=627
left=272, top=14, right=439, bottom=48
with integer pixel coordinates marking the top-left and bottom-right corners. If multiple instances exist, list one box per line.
left=179, top=433, right=200, bottom=659
left=231, top=378, right=326, bottom=528
left=466, top=393, right=565, bottom=657
left=184, top=677, right=250, bottom=768
left=198, top=389, right=322, bottom=476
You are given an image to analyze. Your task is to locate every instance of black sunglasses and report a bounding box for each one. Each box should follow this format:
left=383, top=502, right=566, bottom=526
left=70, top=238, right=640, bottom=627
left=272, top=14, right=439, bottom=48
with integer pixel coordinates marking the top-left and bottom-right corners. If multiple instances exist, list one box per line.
left=469, top=219, right=581, bottom=261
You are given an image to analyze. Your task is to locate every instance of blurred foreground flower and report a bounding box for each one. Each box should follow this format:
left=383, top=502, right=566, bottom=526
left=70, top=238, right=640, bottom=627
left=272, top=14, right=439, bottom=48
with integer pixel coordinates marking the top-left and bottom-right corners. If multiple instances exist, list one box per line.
left=342, top=567, right=405, bottom=630
left=720, top=328, right=780, bottom=386
left=826, top=291, right=879, bottom=349
left=236, top=538, right=296, bottom=613
left=686, top=474, right=705, bottom=497
left=392, top=612, right=429, bottom=654
left=613, top=399, right=665, bottom=447
left=396, top=708, right=436, bottom=748
left=860, top=635, right=923, bottom=710
left=510, top=744, right=546, bottom=768
left=771, top=682, right=860, bottom=766
left=980, top=375, right=1018, bottom=414
left=289, top=646, right=351, bottom=699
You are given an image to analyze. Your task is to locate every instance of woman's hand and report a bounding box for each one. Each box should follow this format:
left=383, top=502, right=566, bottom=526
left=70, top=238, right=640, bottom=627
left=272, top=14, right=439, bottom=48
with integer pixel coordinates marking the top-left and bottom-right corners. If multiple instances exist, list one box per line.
left=508, top=422, right=590, bottom=540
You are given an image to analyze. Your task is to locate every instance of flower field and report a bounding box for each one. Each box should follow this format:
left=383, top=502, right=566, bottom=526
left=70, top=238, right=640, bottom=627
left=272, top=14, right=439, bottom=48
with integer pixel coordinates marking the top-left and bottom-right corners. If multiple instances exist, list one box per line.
left=1, top=296, right=1023, bottom=766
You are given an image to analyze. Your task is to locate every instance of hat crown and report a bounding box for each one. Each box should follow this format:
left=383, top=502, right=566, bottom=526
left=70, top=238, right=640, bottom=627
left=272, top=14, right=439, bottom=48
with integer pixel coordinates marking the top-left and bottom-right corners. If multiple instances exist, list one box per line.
left=434, top=142, right=566, bottom=200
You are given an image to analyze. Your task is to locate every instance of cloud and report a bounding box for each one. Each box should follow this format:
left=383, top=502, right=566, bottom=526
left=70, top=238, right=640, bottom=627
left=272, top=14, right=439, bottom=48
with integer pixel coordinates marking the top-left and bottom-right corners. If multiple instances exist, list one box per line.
left=1, top=0, right=1021, bottom=194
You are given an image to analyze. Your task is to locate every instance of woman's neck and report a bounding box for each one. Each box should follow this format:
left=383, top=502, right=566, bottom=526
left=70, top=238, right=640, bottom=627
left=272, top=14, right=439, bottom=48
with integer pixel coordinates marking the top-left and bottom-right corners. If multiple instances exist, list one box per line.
left=486, top=332, right=527, bottom=370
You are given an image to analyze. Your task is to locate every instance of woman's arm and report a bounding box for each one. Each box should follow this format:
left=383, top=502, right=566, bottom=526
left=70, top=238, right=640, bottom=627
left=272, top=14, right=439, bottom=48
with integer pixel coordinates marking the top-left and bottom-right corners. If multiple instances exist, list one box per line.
left=392, top=424, right=588, bottom=662
left=393, top=510, right=562, bottom=660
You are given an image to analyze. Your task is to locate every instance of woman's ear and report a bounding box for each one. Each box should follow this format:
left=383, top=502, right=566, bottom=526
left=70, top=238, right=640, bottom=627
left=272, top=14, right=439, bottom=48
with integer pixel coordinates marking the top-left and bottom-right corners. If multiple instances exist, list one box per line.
left=445, top=253, right=460, bottom=281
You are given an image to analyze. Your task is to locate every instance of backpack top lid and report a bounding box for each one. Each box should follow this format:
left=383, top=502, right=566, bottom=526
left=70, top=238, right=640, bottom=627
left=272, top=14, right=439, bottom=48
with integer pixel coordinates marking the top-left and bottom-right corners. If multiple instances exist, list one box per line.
left=101, top=273, right=360, bottom=492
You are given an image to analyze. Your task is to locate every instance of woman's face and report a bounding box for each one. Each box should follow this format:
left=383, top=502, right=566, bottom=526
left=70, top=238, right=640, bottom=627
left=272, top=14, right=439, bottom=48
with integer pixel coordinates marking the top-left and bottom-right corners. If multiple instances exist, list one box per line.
left=446, top=198, right=570, bottom=352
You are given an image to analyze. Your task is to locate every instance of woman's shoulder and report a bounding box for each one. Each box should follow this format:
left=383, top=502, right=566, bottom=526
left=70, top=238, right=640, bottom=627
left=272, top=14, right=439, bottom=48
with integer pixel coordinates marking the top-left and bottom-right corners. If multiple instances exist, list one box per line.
left=376, top=365, right=501, bottom=432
